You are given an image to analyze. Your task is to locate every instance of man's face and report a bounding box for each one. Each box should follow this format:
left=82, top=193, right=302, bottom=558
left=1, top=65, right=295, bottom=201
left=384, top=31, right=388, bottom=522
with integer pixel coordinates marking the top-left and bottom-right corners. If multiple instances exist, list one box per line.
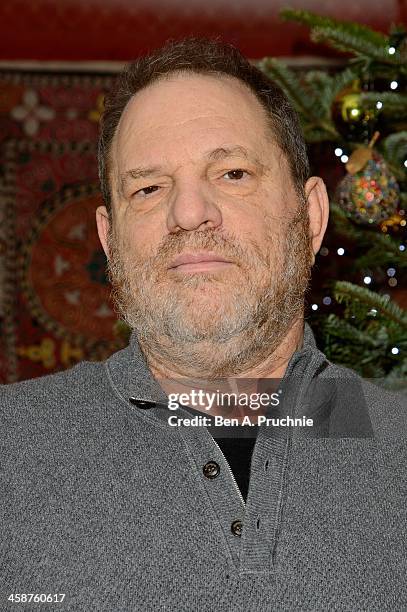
left=101, top=72, right=313, bottom=349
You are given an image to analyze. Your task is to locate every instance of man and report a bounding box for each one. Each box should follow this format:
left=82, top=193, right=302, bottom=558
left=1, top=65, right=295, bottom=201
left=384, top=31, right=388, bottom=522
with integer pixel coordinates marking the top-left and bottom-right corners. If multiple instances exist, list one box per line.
left=1, top=38, right=406, bottom=611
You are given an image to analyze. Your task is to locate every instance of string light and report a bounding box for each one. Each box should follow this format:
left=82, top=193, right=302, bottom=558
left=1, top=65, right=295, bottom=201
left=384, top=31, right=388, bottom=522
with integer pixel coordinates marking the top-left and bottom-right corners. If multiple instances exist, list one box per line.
left=311, top=304, right=318, bottom=311
left=369, top=308, right=377, bottom=316
left=388, top=278, right=397, bottom=287
left=404, top=160, right=407, bottom=168
left=391, top=347, right=399, bottom=355
left=363, top=276, right=372, bottom=285
left=390, top=81, right=398, bottom=90
left=376, top=101, right=383, bottom=110
left=334, top=147, right=343, bottom=157
left=340, top=154, right=349, bottom=163
left=323, top=296, right=332, bottom=305
left=320, top=247, right=329, bottom=256
left=337, top=247, right=345, bottom=256
left=387, top=267, right=396, bottom=277
left=388, top=46, right=396, bottom=55
left=399, top=245, right=405, bottom=251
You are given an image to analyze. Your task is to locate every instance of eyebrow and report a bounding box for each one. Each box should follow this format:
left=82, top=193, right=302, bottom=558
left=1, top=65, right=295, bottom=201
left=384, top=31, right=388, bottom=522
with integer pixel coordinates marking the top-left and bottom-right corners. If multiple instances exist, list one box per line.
left=119, top=166, right=163, bottom=195
left=119, top=145, right=264, bottom=194
left=206, top=145, right=263, bottom=166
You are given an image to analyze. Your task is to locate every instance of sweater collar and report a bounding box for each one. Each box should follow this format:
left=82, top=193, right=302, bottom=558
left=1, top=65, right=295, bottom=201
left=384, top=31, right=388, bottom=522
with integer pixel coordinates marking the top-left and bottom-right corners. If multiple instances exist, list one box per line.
left=105, top=322, right=375, bottom=439
left=105, top=321, right=325, bottom=410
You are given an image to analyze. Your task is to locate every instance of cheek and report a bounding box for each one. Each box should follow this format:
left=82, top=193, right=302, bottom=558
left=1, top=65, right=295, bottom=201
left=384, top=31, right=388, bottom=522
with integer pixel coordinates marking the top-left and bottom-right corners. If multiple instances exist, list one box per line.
left=117, top=211, right=165, bottom=261
left=226, top=201, right=279, bottom=248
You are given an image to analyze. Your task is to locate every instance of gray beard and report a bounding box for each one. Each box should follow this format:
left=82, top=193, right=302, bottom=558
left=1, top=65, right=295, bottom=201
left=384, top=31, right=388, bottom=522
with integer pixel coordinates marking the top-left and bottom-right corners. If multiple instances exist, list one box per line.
left=106, top=208, right=312, bottom=378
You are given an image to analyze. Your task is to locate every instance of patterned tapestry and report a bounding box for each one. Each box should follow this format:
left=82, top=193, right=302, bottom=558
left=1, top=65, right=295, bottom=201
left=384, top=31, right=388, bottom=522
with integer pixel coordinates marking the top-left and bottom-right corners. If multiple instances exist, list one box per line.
left=0, top=71, right=128, bottom=383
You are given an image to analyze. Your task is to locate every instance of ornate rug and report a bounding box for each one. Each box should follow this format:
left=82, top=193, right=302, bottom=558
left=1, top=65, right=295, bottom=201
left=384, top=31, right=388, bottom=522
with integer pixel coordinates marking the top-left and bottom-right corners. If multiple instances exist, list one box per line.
left=0, top=68, right=134, bottom=383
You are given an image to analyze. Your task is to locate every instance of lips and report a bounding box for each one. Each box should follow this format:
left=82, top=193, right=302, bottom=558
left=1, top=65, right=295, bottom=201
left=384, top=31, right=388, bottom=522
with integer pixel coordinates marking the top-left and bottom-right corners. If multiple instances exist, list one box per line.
left=168, top=251, right=233, bottom=269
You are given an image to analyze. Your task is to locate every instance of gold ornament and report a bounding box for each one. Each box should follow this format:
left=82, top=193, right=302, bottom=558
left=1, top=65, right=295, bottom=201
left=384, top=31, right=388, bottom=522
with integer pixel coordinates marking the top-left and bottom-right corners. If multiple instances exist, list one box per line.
left=332, top=80, right=378, bottom=140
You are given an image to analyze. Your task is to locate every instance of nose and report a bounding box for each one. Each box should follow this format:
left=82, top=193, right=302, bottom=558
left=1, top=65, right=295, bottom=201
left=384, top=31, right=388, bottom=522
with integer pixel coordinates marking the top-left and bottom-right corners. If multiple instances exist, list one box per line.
left=166, top=182, right=223, bottom=233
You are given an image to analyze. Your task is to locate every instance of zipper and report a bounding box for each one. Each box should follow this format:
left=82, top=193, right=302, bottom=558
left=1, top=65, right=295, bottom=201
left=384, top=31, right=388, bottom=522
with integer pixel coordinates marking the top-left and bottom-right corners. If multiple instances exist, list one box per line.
left=212, top=436, right=246, bottom=508
left=175, top=400, right=246, bottom=508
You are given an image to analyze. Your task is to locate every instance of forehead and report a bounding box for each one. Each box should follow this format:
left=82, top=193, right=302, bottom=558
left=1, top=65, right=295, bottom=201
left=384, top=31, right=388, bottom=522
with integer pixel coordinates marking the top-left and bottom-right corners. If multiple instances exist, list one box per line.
left=111, top=72, right=273, bottom=166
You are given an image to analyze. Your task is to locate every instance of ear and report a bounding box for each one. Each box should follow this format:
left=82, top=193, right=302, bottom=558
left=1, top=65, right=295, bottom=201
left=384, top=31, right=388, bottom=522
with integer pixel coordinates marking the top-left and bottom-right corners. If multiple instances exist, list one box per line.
left=96, top=205, right=111, bottom=259
left=305, top=176, right=329, bottom=260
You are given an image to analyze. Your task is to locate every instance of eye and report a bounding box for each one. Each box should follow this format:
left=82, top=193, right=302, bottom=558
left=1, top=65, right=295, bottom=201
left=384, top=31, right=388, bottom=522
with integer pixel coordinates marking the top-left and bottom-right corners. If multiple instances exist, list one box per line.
left=223, top=169, right=249, bottom=180
left=134, top=185, right=160, bottom=197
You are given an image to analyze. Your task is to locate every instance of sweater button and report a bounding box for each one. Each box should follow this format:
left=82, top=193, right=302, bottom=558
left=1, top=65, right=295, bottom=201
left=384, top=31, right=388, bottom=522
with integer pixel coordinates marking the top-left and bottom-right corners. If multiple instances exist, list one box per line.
left=203, top=461, right=220, bottom=479
left=231, top=519, right=243, bottom=537
left=129, top=398, right=157, bottom=409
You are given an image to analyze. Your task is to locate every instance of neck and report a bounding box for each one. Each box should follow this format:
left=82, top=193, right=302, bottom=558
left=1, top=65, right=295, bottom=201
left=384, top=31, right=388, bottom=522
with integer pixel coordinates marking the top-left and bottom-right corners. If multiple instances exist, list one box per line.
left=138, top=316, right=304, bottom=413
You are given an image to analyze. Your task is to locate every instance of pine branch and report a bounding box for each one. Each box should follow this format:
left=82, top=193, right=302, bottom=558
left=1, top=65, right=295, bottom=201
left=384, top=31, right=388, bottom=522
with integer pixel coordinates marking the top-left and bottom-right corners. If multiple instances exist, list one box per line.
left=324, top=313, right=382, bottom=347
left=281, top=8, right=404, bottom=67
left=304, top=67, right=361, bottom=115
left=333, top=281, right=407, bottom=328
left=328, top=203, right=406, bottom=270
left=361, top=92, right=407, bottom=117
left=328, top=203, right=364, bottom=241
left=281, top=9, right=395, bottom=55
left=258, top=58, right=320, bottom=117
left=258, top=58, right=340, bottom=140
left=356, top=239, right=407, bottom=270
left=319, top=300, right=406, bottom=382
left=381, top=131, right=407, bottom=162
left=379, top=132, right=407, bottom=182
left=302, top=126, right=337, bottom=143
left=330, top=67, right=361, bottom=100
left=304, top=70, right=335, bottom=113
left=364, top=231, right=407, bottom=260
left=310, top=26, right=391, bottom=62
left=280, top=8, right=387, bottom=46
left=321, top=315, right=387, bottom=377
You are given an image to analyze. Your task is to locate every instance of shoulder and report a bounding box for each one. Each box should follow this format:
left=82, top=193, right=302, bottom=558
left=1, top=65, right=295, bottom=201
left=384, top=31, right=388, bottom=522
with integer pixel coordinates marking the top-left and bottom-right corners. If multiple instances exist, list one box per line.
left=321, top=359, right=407, bottom=439
left=0, top=359, right=111, bottom=424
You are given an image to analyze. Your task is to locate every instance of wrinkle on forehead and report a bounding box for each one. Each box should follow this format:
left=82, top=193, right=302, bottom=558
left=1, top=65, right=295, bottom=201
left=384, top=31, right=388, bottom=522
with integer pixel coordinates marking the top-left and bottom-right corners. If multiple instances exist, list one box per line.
left=110, top=72, right=291, bottom=204
left=114, top=71, right=272, bottom=142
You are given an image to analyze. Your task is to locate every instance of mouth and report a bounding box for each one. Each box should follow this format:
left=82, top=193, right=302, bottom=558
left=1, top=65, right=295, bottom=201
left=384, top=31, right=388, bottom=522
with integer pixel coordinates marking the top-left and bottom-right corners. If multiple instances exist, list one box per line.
left=168, top=251, right=235, bottom=274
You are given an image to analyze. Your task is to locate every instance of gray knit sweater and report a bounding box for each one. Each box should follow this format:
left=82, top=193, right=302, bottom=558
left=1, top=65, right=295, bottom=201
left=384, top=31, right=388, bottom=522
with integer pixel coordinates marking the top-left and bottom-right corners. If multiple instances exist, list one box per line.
left=1, top=326, right=406, bottom=611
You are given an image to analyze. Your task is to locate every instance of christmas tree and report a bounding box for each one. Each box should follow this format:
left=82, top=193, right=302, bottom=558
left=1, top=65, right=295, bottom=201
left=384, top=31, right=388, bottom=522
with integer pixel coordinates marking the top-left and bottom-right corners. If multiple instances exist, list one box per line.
left=258, top=9, right=406, bottom=388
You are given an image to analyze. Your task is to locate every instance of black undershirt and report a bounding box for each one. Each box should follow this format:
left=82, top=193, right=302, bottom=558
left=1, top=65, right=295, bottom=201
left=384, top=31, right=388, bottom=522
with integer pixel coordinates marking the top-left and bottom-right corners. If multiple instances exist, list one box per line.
left=215, top=435, right=258, bottom=501
left=180, top=404, right=259, bottom=502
